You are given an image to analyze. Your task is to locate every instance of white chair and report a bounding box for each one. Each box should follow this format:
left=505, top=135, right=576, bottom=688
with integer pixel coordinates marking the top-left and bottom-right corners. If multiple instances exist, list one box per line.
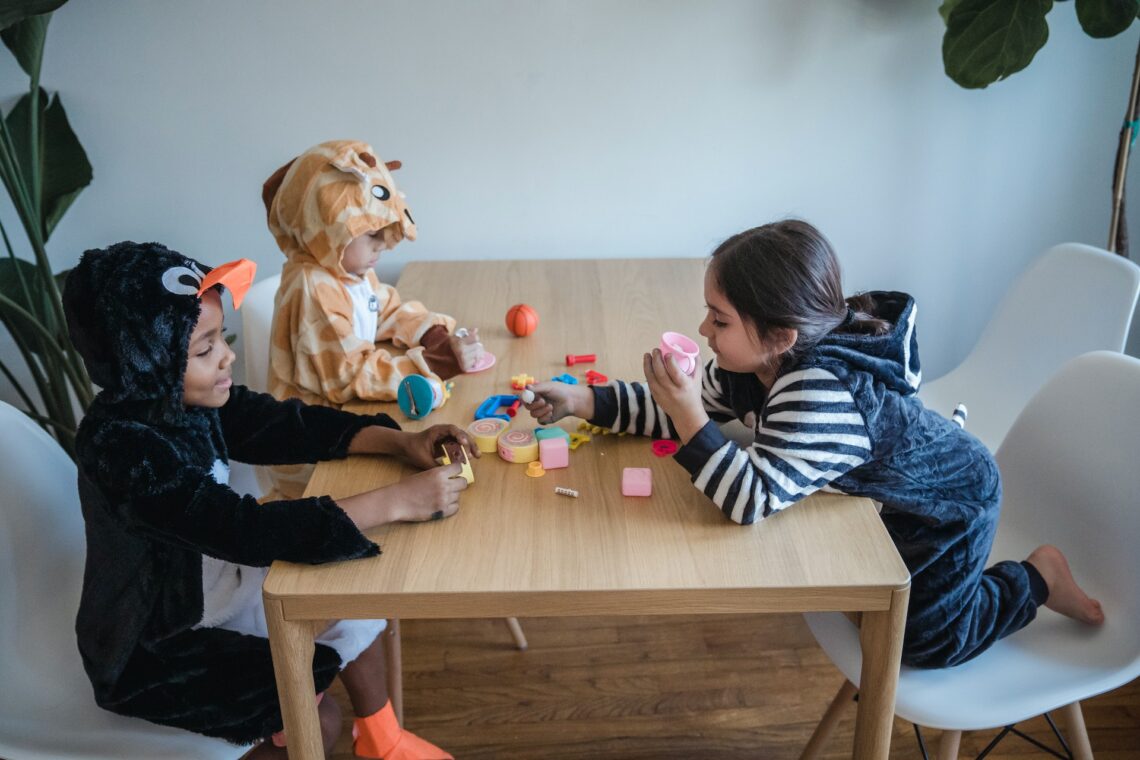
left=0, top=401, right=241, bottom=759
left=919, top=243, right=1140, bottom=451
left=241, top=273, right=281, bottom=394
left=800, top=351, right=1140, bottom=759
left=238, top=273, right=282, bottom=497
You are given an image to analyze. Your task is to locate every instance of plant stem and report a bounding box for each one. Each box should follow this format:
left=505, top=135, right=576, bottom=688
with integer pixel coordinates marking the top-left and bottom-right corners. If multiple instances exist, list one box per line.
left=0, top=355, right=43, bottom=423
left=1108, top=34, right=1140, bottom=257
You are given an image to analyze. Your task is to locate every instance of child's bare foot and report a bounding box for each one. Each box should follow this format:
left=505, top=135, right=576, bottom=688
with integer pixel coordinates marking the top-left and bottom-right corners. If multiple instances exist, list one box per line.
left=1025, top=545, right=1105, bottom=625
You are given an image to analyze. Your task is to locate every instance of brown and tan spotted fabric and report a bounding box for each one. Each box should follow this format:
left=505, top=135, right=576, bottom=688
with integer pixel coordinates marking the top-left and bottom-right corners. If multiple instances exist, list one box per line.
left=262, top=139, right=456, bottom=499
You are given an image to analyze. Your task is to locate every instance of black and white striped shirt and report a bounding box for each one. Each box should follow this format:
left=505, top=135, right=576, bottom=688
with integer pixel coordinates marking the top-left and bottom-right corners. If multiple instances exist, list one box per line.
left=592, top=359, right=872, bottom=525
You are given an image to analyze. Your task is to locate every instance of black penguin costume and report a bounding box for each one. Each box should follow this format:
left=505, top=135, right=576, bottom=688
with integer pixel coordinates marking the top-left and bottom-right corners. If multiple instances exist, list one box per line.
left=64, top=241, right=397, bottom=744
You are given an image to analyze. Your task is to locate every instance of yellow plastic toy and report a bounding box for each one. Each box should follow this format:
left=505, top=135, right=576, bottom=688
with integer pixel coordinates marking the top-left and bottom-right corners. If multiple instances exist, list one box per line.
left=436, top=439, right=474, bottom=484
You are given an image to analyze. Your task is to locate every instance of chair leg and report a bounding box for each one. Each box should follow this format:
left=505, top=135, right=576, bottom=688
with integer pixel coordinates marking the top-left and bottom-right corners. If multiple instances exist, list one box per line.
left=382, top=619, right=403, bottom=725
left=798, top=679, right=857, bottom=759
left=936, top=729, right=961, bottom=760
left=505, top=616, right=528, bottom=650
left=1058, top=701, right=1094, bottom=760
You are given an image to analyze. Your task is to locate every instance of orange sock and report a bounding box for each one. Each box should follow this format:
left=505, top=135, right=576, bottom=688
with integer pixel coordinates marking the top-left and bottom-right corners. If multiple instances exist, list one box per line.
left=352, top=701, right=452, bottom=760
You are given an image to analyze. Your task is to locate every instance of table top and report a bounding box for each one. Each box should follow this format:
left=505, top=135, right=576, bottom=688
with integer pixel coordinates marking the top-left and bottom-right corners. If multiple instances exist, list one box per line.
left=264, top=259, right=909, bottom=620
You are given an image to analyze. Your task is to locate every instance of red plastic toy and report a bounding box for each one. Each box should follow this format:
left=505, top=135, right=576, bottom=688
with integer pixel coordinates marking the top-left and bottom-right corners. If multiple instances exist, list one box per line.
left=565, top=353, right=596, bottom=366
left=584, top=370, right=608, bottom=385
left=506, top=304, right=539, bottom=337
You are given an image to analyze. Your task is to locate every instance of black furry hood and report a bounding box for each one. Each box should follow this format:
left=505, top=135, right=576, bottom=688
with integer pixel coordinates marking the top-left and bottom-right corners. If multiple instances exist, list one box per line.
left=64, top=241, right=216, bottom=421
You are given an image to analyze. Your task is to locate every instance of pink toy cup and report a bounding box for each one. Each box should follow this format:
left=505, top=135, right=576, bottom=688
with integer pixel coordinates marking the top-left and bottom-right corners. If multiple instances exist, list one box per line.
left=660, top=331, right=700, bottom=376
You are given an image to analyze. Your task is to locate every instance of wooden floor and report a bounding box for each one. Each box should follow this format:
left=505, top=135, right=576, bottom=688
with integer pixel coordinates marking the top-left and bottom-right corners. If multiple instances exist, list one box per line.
left=326, top=614, right=1140, bottom=759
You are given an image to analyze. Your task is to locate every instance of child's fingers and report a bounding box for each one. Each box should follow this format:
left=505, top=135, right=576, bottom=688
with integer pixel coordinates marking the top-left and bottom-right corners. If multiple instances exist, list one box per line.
left=456, top=431, right=480, bottom=458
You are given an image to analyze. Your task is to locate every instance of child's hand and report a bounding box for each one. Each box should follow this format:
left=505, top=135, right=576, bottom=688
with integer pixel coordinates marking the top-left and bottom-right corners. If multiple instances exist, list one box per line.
left=391, top=465, right=467, bottom=521
left=522, top=382, right=595, bottom=425
left=643, top=349, right=708, bottom=442
left=450, top=328, right=485, bottom=372
left=401, top=425, right=480, bottom=470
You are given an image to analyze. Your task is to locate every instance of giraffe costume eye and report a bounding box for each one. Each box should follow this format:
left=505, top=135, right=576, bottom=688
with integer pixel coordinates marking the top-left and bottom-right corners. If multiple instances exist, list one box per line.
left=371, top=185, right=390, bottom=201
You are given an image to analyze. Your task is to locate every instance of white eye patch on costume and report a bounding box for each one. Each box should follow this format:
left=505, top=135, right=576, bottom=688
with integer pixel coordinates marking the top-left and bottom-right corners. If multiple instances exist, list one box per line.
left=161, top=263, right=206, bottom=297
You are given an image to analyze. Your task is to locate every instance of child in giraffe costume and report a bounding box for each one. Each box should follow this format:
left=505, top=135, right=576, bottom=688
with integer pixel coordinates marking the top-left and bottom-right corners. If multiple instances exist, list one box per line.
left=263, top=139, right=483, bottom=499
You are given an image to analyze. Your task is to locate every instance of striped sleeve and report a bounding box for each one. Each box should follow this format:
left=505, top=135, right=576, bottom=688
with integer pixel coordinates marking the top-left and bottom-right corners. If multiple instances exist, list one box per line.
left=587, top=358, right=737, bottom=438
left=674, top=367, right=871, bottom=525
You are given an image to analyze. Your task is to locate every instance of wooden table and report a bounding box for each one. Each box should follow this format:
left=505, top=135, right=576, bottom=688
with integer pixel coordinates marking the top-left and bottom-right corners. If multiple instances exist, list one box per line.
left=263, top=259, right=911, bottom=758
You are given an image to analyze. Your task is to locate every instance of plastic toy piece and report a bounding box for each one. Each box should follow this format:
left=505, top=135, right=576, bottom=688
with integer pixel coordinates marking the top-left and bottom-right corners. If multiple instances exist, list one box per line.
left=622, top=467, right=652, bottom=497
left=526, top=461, right=546, bottom=478
left=551, top=373, right=578, bottom=385
left=475, top=394, right=522, bottom=422
left=539, top=437, right=569, bottom=470
left=521, top=388, right=536, bottom=404
left=436, top=438, right=474, bottom=484
left=660, top=331, right=700, bottom=376
left=651, top=439, right=679, bottom=457
left=466, top=351, right=496, bottom=373
left=497, top=429, right=539, bottom=463
left=506, top=303, right=539, bottom=337
left=511, top=373, right=536, bottom=390
left=565, top=353, right=596, bottom=366
left=554, top=486, right=579, bottom=498
left=578, top=421, right=612, bottom=436
left=584, top=370, right=608, bottom=385
left=397, top=375, right=443, bottom=420
left=467, top=418, right=508, bottom=453
left=567, top=432, right=591, bottom=450
left=534, top=427, right=570, bottom=441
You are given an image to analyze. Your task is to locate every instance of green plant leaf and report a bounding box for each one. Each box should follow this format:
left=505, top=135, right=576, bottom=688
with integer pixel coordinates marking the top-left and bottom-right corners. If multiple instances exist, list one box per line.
left=0, top=0, right=65, bottom=33
left=1075, top=0, right=1139, bottom=36
left=5, top=88, right=92, bottom=239
left=939, top=0, right=965, bottom=24
left=943, top=0, right=1053, bottom=89
left=0, top=12, right=47, bottom=77
left=0, top=256, right=56, bottom=339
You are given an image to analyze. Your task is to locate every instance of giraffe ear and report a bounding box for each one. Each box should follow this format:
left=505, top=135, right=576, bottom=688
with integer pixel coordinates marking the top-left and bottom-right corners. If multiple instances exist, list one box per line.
left=262, top=158, right=296, bottom=220
left=385, top=160, right=402, bottom=172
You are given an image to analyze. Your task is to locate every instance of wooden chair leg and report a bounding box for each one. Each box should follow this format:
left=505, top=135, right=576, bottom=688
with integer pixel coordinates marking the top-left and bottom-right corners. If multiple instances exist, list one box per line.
left=799, top=679, right=857, bottom=759
left=936, top=729, right=961, bottom=760
left=1058, top=701, right=1094, bottom=760
left=505, top=616, right=528, bottom=650
left=382, top=619, right=403, bottom=725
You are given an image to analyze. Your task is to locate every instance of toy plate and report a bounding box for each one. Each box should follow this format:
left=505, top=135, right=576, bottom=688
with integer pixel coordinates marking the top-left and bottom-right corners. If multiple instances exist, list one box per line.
left=467, top=351, right=496, bottom=373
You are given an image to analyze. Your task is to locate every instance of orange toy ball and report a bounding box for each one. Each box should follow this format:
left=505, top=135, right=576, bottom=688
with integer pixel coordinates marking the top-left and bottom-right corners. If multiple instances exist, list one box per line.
left=506, top=303, right=539, bottom=337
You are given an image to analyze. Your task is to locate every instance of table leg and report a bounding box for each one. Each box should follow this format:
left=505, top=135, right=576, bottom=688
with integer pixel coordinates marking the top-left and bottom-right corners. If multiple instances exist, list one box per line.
left=383, top=619, right=403, bottom=725
left=265, top=597, right=323, bottom=759
left=852, top=584, right=909, bottom=759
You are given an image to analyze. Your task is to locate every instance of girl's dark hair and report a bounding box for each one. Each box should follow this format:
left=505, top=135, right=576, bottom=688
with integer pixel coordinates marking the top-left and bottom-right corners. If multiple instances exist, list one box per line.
left=708, top=219, right=890, bottom=364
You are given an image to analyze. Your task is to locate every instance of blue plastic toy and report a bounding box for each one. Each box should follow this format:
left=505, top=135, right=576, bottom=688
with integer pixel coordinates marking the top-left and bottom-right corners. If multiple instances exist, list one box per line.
left=475, top=394, right=521, bottom=422
left=551, top=373, right=578, bottom=384
left=397, top=375, right=436, bottom=420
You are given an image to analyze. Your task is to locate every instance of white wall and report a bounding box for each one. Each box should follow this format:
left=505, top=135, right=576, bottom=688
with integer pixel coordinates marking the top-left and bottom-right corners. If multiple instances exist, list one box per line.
left=2, top=0, right=1138, bottom=389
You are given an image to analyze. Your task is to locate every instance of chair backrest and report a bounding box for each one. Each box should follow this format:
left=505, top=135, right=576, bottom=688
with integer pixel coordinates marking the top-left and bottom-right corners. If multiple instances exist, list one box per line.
left=919, top=243, right=1140, bottom=450
left=241, top=272, right=281, bottom=393
left=0, top=401, right=238, bottom=758
left=0, top=401, right=86, bottom=709
left=992, top=351, right=1140, bottom=621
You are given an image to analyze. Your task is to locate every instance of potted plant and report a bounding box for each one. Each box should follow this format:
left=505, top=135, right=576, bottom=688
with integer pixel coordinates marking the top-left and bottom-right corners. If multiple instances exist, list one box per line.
left=0, top=0, right=93, bottom=458
left=940, top=0, right=1140, bottom=256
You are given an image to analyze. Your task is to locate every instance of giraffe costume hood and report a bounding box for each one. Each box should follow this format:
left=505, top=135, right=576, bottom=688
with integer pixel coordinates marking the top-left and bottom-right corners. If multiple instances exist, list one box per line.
left=262, top=140, right=456, bottom=410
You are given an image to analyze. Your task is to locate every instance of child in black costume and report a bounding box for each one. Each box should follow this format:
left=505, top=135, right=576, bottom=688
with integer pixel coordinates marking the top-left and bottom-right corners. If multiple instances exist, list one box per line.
left=65, top=241, right=466, bottom=759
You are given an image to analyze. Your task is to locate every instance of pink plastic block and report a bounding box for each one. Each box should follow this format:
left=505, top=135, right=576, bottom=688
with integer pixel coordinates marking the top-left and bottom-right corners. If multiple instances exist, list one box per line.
left=622, top=467, right=652, bottom=497
left=539, top=437, right=569, bottom=469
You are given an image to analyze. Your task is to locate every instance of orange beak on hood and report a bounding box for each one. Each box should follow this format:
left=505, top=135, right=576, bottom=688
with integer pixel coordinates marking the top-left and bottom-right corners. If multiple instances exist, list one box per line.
left=197, top=258, right=257, bottom=309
